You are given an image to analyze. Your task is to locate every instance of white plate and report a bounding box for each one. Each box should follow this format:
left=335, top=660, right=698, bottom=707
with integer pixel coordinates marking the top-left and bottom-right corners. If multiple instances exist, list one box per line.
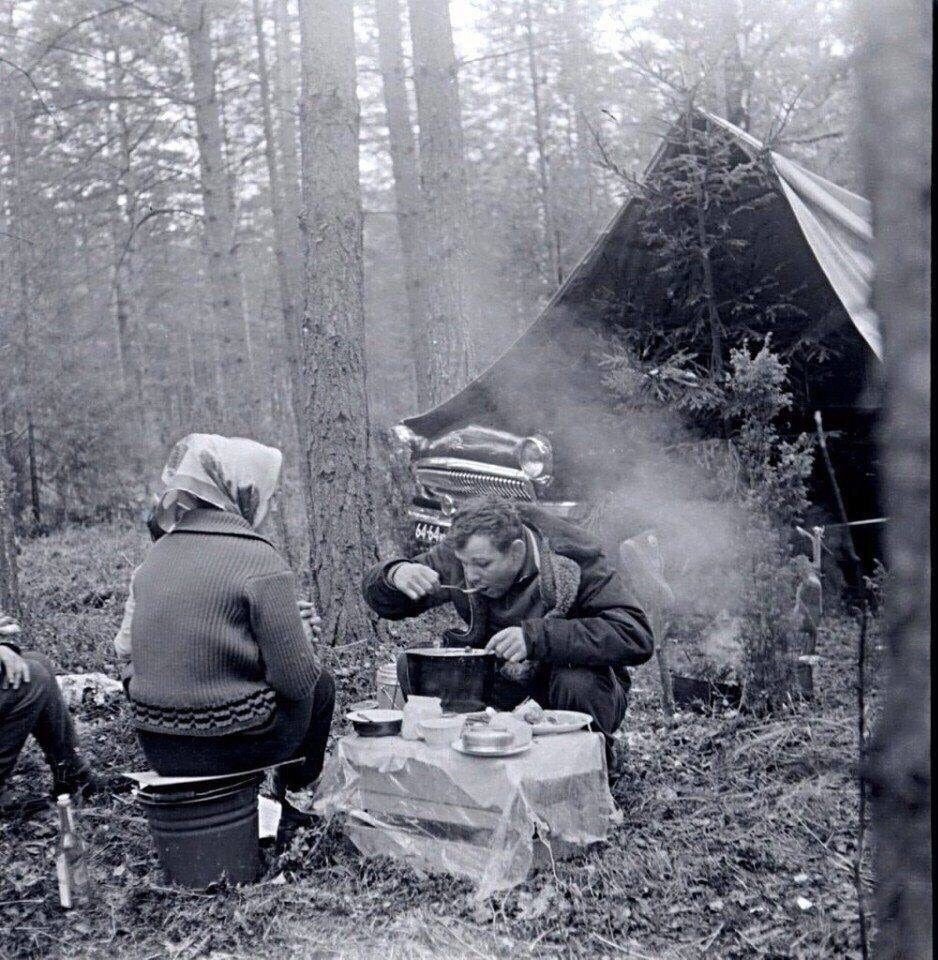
left=529, top=710, right=593, bottom=736
left=451, top=737, right=532, bottom=758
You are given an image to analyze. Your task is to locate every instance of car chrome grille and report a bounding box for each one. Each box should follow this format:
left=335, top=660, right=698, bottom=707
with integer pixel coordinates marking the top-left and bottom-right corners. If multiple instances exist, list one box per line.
left=415, top=467, right=534, bottom=502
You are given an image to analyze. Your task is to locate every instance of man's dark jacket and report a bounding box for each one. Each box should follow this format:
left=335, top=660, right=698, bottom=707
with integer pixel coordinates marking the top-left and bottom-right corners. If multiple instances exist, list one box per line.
left=362, top=505, right=654, bottom=696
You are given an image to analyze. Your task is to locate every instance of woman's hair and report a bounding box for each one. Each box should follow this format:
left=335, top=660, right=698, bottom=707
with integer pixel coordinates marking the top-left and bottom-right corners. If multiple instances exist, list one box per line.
left=447, top=497, right=523, bottom=553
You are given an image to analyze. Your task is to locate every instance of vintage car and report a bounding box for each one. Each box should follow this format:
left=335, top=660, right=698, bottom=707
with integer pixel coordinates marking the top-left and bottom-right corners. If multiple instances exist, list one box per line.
left=392, top=423, right=584, bottom=545
left=393, top=111, right=882, bottom=559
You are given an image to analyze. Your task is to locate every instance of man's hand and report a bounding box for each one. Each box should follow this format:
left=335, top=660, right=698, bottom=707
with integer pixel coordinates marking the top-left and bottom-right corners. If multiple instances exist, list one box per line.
left=0, top=614, right=21, bottom=637
left=485, top=626, right=529, bottom=663
left=0, top=644, right=30, bottom=690
left=297, top=600, right=322, bottom=640
left=389, top=562, right=441, bottom=601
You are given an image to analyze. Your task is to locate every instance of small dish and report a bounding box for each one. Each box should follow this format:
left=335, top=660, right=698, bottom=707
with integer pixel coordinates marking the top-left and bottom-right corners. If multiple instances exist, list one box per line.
left=418, top=715, right=466, bottom=747
left=529, top=710, right=593, bottom=736
left=346, top=708, right=403, bottom=738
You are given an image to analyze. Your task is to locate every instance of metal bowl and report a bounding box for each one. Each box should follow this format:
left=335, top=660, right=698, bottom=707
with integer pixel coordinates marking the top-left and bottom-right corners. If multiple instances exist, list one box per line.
left=347, top=709, right=403, bottom=738
left=462, top=727, right=514, bottom=751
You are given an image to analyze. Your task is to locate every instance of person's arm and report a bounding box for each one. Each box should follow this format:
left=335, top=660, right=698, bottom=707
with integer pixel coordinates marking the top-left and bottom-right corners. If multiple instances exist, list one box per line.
left=0, top=643, right=30, bottom=689
left=361, top=541, right=462, bottom=620
left=521, top=557, right=654, bottom=669
left=0, top=612, right=21, bottom=654
left=245, top=570, right=321, bottom=700
left=113, top=573, right=136, bottom=666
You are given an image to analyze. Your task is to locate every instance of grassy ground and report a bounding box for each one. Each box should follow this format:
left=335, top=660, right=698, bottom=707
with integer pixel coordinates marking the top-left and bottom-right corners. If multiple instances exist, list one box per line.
left=1, top=522, right=877, bottom=959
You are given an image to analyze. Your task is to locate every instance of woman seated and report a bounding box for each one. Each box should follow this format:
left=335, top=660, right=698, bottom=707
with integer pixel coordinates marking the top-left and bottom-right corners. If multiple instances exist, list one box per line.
left=126, top=434, right=333, bottom=821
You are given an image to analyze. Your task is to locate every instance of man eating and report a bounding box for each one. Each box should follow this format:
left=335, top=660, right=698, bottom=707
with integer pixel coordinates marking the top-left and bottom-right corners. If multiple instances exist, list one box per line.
left=362, top=497, right=654, bottom=761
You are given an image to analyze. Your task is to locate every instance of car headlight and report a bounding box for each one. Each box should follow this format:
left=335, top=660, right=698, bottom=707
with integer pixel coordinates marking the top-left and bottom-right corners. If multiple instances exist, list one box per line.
left=519, top=436, right=553, bottom=482
left=391, top=423, right=427, bottom=454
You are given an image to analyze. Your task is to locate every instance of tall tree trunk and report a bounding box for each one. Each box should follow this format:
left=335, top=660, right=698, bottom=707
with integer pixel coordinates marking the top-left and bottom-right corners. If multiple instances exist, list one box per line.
left=21, top=317, right=39, bottom=525
left=562, top=0, right=595, bottom=216
left=9, top=85, right=39, bottom=526
left=857, top=2, right=932, bottom=958
left=375, top=0, right=431, bottom=408
left=685, top=111, right=724, bottom=378
left=0, top=22, right=25, bottom=528
left=710, top=0, right=750, bottom=130
left=253, top=0, right=310, bottom=576
left=0, top=452, right=19, bottom=618
left=273, top=0, right=310, bottom=468
left=297, top=0, right=380, bottom=645
left=407, top=0, right=472, bottom=402
left=103, top=40, right=149, bottom=452
left=220, top=95, right=260, bottom=436
left=273, top=0, right=303, bottom=296
left=182, top=0, right=249, bottom=432
left=273, top=1, right=302, bottom=250
left=522, top=0, right=561, bottom=286
left=253, top=0, right=300, bottom=398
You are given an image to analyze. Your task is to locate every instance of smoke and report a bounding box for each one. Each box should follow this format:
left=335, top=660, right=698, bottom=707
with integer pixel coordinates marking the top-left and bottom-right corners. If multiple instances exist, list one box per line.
left=583, top=428, right=753, bottom=621
left=442, top=299, right=757, bottom=620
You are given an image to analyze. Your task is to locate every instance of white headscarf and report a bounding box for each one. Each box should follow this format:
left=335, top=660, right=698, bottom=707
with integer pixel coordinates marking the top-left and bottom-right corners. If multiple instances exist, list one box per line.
left=155, top=434, right=283, bottom=533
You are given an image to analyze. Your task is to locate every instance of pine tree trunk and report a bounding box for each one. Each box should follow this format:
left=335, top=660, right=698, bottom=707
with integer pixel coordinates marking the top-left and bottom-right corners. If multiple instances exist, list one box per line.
left=407, top=0, right=472, bottom=403
left=273, top=0, right=303, bottom=294
left=686, top=112, right=724, bottom=378
left=522, top=0, right=561, bottom=286
left=254, top=0, right=310, bottom=575
left=0, top=451, right=19, bottom=617
left=0, top=33, right=21, bottom=546
left=103, top=40, right=150, bottom=453
left=182, top=0, right=249, bottom=432
left=0, top=31, right=19, bottom=546
left=562, top=0, right=595, bottom=216
left=857, top=2, right=932, bottom=957
left=711, top=0, right=750, bottom=130
left=253, top=0, right=301, bottom=389
left=376, top=0, right=432, bottom=409
left=273, top=0, right=310, bottom=463
left=9, top=89, right=39, bottom=526
left=297, top=0, right=380, bottom=646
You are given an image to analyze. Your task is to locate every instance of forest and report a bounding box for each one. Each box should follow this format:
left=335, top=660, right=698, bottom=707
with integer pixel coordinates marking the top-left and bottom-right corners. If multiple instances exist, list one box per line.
left=0, top=0, right=930, bottom=959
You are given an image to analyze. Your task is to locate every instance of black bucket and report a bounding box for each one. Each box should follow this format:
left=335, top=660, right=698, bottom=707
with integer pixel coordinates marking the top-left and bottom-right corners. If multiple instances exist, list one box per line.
left=136, top=772, right=264, bottom=888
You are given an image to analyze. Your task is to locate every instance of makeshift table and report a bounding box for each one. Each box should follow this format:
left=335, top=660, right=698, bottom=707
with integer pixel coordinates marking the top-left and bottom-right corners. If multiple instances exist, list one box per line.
left=313, top=731, right=620, bottom=897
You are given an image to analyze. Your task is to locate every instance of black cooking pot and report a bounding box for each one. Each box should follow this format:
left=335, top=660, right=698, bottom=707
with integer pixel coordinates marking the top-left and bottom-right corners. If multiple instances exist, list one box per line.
left=405, top=647, right=495, bottom=713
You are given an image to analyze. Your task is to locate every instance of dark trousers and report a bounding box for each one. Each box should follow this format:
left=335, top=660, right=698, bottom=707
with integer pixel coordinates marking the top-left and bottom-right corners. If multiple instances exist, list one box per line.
left=396, top=653, right=627, bottom=749
left=136, top=668, right=335, bottom=792
left=0, top=652, right=82, bottom=789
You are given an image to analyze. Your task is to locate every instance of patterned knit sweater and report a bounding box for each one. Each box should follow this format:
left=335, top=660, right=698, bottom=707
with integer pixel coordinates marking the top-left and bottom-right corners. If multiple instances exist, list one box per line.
left=128, top=508, right=321, bottom=736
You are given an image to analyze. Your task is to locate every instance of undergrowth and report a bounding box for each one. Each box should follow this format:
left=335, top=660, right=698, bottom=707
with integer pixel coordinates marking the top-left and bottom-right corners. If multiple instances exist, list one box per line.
left=1, top=522, right=877, bottom=959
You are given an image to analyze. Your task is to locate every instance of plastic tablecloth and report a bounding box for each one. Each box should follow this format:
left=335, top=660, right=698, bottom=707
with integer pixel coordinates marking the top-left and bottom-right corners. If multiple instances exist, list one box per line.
left=313, top=731, right=620, bottom=898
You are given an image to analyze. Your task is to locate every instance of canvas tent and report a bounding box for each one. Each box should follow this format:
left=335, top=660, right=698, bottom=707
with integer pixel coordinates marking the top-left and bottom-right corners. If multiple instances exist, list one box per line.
left=403, top=110, right=880, bottom=449
left=399, top=111, right=882, bottom=557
